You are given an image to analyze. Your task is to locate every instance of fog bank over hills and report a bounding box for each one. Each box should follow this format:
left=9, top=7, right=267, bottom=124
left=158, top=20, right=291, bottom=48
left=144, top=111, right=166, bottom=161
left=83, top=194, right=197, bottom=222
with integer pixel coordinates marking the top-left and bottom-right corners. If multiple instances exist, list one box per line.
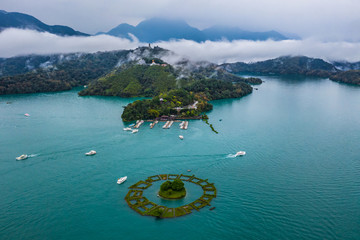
left=1, top=29, right=360, bottom=64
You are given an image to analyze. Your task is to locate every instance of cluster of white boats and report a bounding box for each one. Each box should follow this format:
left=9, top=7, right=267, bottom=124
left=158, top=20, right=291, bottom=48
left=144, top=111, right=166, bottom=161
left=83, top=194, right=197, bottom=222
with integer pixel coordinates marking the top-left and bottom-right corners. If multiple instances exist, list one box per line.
left=123, top=120, right=186, bottom=140
left=123, top=127, right=138, bottom=134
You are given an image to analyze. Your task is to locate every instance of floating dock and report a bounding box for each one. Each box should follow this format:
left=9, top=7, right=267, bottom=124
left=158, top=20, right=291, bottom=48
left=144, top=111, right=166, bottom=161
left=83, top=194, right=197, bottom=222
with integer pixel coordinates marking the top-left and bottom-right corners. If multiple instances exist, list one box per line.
left=163, top=121, right=170, bottom=129
left=162, top=120, right=174, bottom=129
left=180, top=121, right=188, bottom=130
left=150, top=120, right=158, bottom=129
left=134, top=120, right=144, bottom=129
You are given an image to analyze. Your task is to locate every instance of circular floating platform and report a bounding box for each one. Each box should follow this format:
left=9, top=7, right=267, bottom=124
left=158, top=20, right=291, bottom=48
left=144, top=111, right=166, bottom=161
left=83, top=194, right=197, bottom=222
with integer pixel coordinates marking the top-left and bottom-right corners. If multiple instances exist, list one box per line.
left=124, top=174, right=217, bottom=218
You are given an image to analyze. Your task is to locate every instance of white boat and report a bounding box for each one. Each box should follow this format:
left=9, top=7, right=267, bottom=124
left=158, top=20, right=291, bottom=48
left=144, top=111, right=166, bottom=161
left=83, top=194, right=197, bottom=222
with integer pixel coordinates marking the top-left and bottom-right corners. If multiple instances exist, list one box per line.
left=16, top=154, right=28, bottom=160
left=24, top=113, right=30, bottom=117
left=123, top=127, right=132, bottom=131
left=132, top=129, right=139, bottom=133
left=117, top=176, right=127, bottom=184
left=235, top=151, right=246, bottom=157
left=85, top=150, right=96, bottom=156
left=179, top=135, right=184, bottom=140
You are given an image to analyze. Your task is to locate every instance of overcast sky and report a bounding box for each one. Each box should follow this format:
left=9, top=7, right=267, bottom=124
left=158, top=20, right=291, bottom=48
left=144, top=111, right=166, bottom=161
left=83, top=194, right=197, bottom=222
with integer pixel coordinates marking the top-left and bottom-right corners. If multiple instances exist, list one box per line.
left=1, top=0, right=360, bottom=41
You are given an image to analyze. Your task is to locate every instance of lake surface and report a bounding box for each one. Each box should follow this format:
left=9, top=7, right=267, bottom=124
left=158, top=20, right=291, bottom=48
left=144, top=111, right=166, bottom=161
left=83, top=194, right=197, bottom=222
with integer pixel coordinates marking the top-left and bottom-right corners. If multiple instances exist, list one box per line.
left=1, top=76, right=359, bottom=240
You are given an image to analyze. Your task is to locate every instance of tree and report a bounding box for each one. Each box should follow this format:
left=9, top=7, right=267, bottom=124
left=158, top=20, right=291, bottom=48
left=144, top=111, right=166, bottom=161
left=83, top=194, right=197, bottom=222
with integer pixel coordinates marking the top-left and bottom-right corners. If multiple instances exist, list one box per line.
left=148, top=109, right=160, bottom=118
left=160, top=181, right=172, bottom=191
left=171, top=179, right=185, bottom=191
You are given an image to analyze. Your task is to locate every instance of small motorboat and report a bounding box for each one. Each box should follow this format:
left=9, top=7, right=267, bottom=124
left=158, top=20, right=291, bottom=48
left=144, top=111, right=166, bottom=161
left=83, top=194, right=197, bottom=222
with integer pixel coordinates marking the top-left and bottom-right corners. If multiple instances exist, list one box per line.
left=123, top=127, right=132, bottom=131
left=179, top=135, right=184, bottom=140
left=117, top=176, right=127, bottom=184
left=24, top=113, right=30, bottom=117
left=85, top=150, right=96, bottom=156
left=132, top=129, right=138, bottom=133
left=187, top=169, right=191, bottom=172
left=16, top=154, right=28, bottom=160
left=235, top=151, right=246, bottom=157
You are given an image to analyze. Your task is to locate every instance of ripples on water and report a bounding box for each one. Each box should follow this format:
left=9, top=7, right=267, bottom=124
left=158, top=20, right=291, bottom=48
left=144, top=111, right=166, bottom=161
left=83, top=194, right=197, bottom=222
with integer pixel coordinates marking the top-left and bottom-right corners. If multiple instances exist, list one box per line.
left=1, top=79, right=360, bottom=239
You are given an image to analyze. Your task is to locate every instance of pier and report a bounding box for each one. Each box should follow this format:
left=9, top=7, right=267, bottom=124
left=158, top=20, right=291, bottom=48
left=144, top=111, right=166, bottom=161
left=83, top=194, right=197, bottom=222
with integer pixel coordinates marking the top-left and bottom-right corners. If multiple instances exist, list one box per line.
left=163, top=120, right=174, bottom=129
left=180, top=121, right=188, bottom=130
left=132, top=119, right=188, bottom=130
left=150, top=120, right=158, bottom=129
left=134, top=120, right=144, bottom=129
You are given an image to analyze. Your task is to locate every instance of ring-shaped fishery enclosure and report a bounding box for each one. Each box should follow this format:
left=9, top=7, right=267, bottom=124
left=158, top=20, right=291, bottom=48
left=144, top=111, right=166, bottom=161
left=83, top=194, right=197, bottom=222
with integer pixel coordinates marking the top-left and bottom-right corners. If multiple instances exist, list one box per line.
left=124, top=174, right=217, bottom=218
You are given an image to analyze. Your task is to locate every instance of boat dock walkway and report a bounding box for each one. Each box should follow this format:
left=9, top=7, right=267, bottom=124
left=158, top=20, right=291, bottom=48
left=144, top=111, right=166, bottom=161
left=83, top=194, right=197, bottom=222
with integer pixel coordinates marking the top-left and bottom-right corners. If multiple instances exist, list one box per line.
left=180, top=121, right=188, bottom=130
left=134, top=120, right=144, bottom=129
left=132, top=120, right=189, bottom=130
left=150, top=120, right=158, bottom=129
left=163, top=120, right=174, bottom=129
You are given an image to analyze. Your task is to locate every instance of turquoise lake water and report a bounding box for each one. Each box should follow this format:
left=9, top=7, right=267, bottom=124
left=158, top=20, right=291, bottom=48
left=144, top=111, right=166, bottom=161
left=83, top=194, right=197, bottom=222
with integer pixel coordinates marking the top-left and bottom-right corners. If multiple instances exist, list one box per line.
left=0, top=76, right=359, bottom=239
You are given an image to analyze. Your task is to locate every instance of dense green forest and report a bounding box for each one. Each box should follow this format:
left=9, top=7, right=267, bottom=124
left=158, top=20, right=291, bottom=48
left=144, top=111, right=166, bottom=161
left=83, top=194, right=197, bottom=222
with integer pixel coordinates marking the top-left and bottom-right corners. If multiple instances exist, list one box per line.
left=221, top=56, right=338, bottom=77
left=330, top=70, right=360, bottom=85
left=220, top=56, right=360, bottom=85
left=1, top=48, right=359, bottom=96
left=0, top=51, right=130, bottom=95
left=121, top=89, right=212, bottom=121
left=74, top=55, right=255, bottom=121
left=121, top=79, right=252, bottom=121
left=78, top=64, right=177, bottom=97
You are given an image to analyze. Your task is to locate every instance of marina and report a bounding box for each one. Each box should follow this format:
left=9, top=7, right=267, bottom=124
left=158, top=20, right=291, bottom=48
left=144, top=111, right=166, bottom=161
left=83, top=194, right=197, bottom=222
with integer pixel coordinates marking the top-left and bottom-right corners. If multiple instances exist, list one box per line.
left=124, top=119, right=189, bottom=132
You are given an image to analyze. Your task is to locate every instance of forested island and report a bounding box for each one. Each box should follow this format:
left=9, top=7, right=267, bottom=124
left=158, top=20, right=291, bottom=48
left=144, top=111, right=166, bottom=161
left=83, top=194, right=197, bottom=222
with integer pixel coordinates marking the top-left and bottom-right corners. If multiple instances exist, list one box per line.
left=159, top=179, right=186, bottom=199
left=77, top=49, right=254, bottom=121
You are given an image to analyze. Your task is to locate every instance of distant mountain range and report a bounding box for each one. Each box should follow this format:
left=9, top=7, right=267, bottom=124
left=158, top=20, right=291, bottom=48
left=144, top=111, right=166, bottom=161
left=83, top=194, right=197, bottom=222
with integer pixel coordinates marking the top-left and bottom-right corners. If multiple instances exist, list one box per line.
left=0, top=10, right=89, bottom=36
left=0, top=10, right=292, bottom=42
left=101, top=18, right=290, bottom=42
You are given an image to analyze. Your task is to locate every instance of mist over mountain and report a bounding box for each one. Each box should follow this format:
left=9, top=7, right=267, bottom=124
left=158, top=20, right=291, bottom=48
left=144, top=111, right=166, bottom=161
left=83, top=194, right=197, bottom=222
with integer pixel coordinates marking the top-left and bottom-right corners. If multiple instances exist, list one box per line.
left=0, top=10, right=89, bottom=36
left=102, top=18, right=289, bottom=42
left=0, top=46, right=261, bottom=95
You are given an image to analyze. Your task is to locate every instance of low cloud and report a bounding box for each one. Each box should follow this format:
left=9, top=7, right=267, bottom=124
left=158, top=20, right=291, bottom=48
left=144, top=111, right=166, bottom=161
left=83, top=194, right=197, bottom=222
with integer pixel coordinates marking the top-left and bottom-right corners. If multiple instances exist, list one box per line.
left=0, top=28, right=141, bottom=57
left=159, top=39, right=360, bottom=63
left=1, top=28, right=360, bottom=63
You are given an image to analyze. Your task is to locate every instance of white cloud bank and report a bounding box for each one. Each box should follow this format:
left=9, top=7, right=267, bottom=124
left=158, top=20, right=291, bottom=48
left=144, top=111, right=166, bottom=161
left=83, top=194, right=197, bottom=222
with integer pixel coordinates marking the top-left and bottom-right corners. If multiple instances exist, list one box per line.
left=1, top=28, right=360, bottom=63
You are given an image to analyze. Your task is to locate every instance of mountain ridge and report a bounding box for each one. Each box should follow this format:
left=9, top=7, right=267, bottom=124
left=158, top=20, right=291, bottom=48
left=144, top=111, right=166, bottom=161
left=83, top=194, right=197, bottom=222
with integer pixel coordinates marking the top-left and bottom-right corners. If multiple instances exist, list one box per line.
left=0, top=10, right=89, bottom=36
left=102, top=17, right=289, bottom=42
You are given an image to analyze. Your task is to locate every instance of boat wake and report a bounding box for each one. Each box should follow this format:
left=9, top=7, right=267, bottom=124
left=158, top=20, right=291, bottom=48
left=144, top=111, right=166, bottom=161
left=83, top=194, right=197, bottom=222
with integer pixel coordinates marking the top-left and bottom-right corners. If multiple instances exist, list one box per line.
left=226, top=154, right=237, bottom=158
left=28, top=154, right=38, bottom=158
